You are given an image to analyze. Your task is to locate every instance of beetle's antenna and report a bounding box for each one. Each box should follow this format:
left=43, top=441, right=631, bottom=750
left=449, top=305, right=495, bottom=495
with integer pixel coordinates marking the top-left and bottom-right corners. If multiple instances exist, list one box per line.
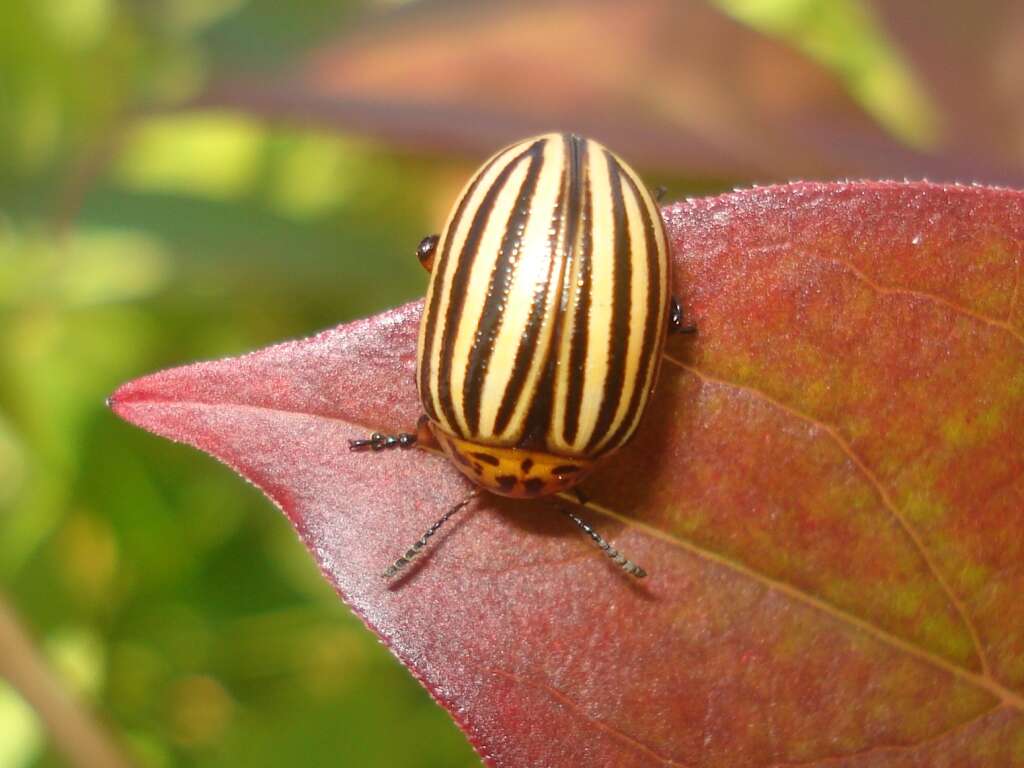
left=383, top=490, right=480, bottom=579
left=560, top=508, right=646, bottom=578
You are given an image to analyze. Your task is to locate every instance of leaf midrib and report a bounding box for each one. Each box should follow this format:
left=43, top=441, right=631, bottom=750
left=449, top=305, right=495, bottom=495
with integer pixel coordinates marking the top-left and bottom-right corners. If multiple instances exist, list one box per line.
left=116, top=394, right=1024, bottom=710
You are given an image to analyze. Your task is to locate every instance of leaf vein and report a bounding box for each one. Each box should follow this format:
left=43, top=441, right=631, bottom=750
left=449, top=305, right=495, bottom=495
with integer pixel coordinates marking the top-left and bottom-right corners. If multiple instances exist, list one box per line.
left=1010, top=251, right=1022, bottom=325
left=483, top=666, right=692, bottom=767
left=764, top=705, right=1004, bottom=767
left=662, top=354, right=992, bottom=680
left=572, top=488, right=1021, bottom=712
left=826, top=254, right=1024, bottom=348
left=126, top=397, right=1022, bottom=709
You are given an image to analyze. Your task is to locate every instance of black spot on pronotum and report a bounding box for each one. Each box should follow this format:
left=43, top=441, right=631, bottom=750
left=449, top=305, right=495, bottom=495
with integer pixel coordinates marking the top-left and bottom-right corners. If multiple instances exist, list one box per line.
left=521, top=458, right=534, bottom=473
left=552, top=465, right=580, bottom=477
left=472, top=452, right=500, bottom=466
left=496, top=475, right=517, bottom=491
left=524, top=478, right=545, bottom=495
left=453, top=451, right=472, bottom=466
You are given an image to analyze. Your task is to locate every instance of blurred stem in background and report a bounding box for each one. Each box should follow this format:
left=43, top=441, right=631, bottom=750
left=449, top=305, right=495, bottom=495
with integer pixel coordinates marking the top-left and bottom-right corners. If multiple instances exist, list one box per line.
left=0, top=596, right=133, bottom=768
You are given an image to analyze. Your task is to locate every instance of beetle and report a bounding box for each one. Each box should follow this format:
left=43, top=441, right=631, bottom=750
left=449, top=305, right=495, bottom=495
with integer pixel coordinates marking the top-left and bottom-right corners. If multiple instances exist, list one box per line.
left=351, top=133, right=692, bottom=579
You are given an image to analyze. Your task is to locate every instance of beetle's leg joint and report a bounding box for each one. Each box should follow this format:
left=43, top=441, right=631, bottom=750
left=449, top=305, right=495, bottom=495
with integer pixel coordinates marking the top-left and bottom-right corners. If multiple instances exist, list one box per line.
left=349, top=431, right=418, bottom=452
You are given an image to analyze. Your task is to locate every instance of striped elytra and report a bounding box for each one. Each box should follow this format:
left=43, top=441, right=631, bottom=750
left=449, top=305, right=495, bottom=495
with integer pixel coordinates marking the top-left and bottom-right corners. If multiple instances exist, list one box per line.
left=351, top=132, right=681, bottom=579
left=416, top=132, right=671, bottom=499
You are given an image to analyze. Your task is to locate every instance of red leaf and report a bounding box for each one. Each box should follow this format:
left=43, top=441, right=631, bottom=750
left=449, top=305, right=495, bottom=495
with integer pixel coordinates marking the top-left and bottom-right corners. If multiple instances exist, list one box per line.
left=111, top=182, right=1024, bottom=766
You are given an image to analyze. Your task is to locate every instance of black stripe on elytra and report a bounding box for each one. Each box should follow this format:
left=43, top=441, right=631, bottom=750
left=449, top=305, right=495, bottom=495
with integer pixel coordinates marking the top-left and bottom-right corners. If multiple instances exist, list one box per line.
left=436, top=141, right=543, bottom=432
left=604, top=165, right=663, bottom=451
left=507, top=134, right=581, bottom=444
left=563, top=145, right=592, bottom=445
left=585, top=150, right=633, bottom=454
left=419, top=149, right=509, bottom=420
left=462, top=142, right=546, bottom=434
left=494, top=140, right=571, bottom=441
left=514, top=334, right=555, bottom=448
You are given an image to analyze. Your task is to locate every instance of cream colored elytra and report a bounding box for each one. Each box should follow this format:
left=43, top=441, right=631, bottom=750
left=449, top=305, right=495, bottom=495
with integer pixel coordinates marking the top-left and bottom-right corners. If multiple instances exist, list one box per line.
left=415, top=133, right=671, bottom=498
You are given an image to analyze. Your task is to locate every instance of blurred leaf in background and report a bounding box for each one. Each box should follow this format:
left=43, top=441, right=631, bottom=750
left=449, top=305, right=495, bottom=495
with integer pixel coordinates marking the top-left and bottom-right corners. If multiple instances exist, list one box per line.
left=0, top=0, right=1020, bottom=766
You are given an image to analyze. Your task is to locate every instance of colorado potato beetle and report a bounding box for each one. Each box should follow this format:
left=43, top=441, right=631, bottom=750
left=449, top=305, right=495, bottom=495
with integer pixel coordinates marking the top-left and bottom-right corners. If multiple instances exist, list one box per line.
left=351, top=133, right=691, bottom=579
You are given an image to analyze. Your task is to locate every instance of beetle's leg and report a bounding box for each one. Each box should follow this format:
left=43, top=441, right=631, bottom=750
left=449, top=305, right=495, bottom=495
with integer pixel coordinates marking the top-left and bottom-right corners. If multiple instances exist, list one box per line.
left=572, top=487, right=590, bottom=506
left=348, top=431, right=417, bottom=452
left=559, top=507, right=647, bottom=579
left=350, top=415, right=439, bottom=453
left=416, top=234, right=440, bottom=272
left=669, top=296, right=697, bottom=335
left=383, top=490, right=479, bottom=579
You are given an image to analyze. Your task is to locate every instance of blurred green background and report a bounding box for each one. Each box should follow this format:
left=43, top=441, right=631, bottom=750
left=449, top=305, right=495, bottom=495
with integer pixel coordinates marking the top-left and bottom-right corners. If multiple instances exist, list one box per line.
left=0, top=0, right=1016, bottom=766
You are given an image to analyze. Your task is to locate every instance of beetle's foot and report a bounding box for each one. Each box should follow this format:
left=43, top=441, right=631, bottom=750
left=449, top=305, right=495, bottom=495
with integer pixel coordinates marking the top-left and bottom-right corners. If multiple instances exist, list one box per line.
left=669, top=296, right=697, bottom=335
left=349, top=431, right=418, bottom=452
